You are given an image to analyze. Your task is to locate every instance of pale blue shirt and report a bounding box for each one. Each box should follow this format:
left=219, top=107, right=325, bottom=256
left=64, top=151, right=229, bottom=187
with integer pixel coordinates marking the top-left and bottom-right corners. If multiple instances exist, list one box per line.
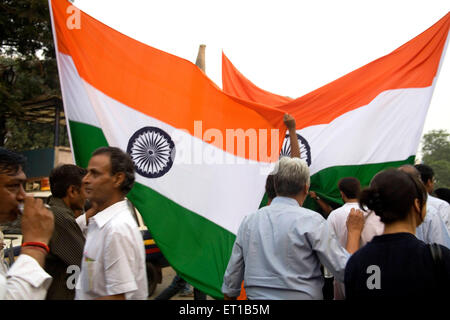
left=222, top=196, right=350, bottom=300
left=416, top=204, right=450, bottom=248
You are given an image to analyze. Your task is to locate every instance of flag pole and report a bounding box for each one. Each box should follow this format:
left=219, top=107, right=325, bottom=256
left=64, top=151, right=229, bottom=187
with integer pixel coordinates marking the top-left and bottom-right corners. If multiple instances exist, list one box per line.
left=195, top=44, right=206, bottom=72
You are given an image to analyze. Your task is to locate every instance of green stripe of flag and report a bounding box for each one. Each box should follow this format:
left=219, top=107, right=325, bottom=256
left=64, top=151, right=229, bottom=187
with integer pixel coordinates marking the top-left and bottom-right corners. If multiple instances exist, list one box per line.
left=128, top=183, right=236, bottom=299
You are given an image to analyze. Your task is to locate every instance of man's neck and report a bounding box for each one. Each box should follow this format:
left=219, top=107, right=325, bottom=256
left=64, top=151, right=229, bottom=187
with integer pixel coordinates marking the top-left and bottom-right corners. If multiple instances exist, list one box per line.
left=293, top=193, right=307, bottom=206
left=61, top=196, right=72, bottom=210
left=345, top=198, right=358, bottom=203
left=96, top=195, right=125, bottom=213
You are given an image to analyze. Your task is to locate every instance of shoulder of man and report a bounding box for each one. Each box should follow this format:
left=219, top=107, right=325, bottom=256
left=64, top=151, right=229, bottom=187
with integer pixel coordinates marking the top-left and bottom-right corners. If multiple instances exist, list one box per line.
left=429, top=195, right=449, bottom=209
left=48, top=197, right=73, bottom=215
left=327, top=205, right=350, bottom=220
left=297, top=206, right=327, bottom=223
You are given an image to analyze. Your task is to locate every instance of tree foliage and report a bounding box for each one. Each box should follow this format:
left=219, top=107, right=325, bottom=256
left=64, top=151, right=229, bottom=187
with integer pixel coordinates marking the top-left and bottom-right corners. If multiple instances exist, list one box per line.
left=421, top=129, right=450, bottom=189
left=0, top=0, right=65, bottom=149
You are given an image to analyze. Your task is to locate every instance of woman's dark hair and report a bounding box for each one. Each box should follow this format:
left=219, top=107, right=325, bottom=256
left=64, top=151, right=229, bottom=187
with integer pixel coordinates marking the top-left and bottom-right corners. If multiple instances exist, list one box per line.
left=92, top=147, right=135, bottom=194
left=359, top=169, right=427, bottom=224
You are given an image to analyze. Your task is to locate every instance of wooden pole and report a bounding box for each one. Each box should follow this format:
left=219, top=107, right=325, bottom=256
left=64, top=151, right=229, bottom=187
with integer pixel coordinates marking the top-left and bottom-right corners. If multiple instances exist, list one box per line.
left=195, top=44, right=206, bottom=72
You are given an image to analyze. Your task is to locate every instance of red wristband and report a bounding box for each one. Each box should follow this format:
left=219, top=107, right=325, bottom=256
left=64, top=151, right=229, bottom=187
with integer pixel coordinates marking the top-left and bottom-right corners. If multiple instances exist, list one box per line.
left=21, top=245, right=48, bottom=255
left=22, top=241, right=50, bottom=254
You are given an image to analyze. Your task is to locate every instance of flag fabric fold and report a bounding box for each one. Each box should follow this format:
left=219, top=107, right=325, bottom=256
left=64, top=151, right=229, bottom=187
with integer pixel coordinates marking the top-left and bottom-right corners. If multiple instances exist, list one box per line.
left=222, top=52, right=293, bottom=106
left=49, top=0, right=286, bottom=299
left=223, top=13, right=450, bottom=206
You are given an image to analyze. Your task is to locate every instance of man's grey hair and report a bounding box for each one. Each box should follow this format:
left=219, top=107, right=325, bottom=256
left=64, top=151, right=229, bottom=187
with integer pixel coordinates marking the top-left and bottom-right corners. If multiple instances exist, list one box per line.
left=273, top=157, right=310, bottom=197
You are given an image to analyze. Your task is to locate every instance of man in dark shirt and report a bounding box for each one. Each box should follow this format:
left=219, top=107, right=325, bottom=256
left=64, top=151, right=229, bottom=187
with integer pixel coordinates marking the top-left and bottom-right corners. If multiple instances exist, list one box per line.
left=45, top=164, right=87, bottom=300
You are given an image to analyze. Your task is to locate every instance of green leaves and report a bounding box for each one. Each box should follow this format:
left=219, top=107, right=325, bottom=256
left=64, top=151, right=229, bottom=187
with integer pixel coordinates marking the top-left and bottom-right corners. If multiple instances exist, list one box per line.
left=421, top=129, right=450, bottom=189
left=1, top=0, right=65, bottom=149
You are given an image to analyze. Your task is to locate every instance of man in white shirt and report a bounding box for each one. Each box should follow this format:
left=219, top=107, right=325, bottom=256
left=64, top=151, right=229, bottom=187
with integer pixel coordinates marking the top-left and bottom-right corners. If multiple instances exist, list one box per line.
left=415, top=164, right=450, bottom=231
left=400, top=165, right=450, bottom=247
left=327, top=177, right=384, bottom=299
left=75, top=147, right=147, bottom=300
left=0, top=148, right=54, bottom=299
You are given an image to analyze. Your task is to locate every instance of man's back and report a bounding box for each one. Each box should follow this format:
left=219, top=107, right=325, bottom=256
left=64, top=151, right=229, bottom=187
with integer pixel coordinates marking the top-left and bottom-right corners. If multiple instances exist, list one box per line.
left=428, top=194, right=450, bottom=231
left=234, top=197, right=349, bottom=299
left=328, top=203, right=384, bottom=248
left=416, top=204, right=450, bottom=248
left=327, top=202, right=384, bottom=299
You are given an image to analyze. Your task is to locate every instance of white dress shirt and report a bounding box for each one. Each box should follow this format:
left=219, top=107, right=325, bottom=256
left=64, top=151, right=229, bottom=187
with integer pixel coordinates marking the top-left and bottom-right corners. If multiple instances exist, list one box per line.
left=427, top=194, right=450, bottom=231
left=327, top=202, right=384, bottom=299
left=327, top=202, right=384, bottom=248
left=222, top=196, right=350, bottom=300
left=75, top=200, right=147, bottom=300
left=0, top=254, right=52, bottom=300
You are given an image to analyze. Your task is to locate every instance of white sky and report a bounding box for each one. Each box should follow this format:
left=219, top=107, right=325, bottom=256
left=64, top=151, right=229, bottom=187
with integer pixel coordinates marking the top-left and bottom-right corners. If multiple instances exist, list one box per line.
left=73, top=0, right=450, bottom=146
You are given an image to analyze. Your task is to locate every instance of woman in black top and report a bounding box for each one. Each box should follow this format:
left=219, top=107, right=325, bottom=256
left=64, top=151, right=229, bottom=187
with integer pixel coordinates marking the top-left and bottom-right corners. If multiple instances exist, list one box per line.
left=344, top=169, right=450, bottom=298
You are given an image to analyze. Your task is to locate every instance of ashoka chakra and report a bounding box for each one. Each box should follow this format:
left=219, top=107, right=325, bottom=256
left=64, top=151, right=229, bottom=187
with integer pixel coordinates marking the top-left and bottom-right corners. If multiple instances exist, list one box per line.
left=127, top=126, right=175, bottom=178
left=280, top=133, right=312, bottom=166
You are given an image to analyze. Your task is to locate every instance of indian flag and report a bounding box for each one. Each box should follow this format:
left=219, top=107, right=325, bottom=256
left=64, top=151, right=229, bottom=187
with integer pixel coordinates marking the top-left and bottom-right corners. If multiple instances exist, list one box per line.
left=223, top=13, right=450, bottom=207
left=49, top=0, right=286, bottom=299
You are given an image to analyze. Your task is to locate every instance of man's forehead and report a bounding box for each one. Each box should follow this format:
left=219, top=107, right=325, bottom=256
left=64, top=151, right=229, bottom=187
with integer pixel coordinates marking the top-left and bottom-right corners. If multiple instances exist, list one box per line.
left=87, top=154, right=111, bottom=170
left=0, top=168, right=26, bottom=182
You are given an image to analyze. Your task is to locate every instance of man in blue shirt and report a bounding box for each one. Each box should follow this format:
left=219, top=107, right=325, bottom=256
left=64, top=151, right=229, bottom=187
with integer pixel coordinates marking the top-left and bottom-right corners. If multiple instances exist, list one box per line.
left=222, top=157, right=364, bottom=300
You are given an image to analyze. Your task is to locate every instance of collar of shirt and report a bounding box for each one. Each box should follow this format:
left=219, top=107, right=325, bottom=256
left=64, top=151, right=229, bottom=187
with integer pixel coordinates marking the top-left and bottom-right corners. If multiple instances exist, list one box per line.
left=270, top=196, right=300, bottom=207
left=91, top=199, right=128, bottom=229
left=341, top=202, right=377, bottom=221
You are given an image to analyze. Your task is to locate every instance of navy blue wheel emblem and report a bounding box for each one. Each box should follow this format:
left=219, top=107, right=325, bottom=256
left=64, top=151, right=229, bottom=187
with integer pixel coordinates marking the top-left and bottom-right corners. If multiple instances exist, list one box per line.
left=280, top=133, right=312, bottom=166
left=127, top=127, right=176, bottom=178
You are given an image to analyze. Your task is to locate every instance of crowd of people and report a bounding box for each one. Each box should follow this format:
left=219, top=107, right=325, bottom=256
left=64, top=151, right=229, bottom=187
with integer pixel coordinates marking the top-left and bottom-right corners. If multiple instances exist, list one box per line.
left=0, top=114, right=449, bottom=300
left=222, top=159, right=450, bottom=299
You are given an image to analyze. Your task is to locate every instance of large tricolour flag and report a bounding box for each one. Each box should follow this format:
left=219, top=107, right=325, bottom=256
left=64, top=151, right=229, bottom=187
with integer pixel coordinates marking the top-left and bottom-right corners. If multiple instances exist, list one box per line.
left=223, top=13, right=450, bottom=207
left=49, top=0, right=286, bottom=298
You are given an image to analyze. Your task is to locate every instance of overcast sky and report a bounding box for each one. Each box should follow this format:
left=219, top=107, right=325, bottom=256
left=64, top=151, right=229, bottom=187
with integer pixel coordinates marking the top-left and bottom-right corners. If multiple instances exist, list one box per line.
left=73, top=0, right=450, bottom=143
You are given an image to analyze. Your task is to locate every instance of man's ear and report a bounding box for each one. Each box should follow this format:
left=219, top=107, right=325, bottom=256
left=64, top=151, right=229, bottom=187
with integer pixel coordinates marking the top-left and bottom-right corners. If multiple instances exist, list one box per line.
left=67, top=185, right=77, bottom=198
left=114, top=172, right=125, bottom=189
left=304, top=184, right=310, bottom=194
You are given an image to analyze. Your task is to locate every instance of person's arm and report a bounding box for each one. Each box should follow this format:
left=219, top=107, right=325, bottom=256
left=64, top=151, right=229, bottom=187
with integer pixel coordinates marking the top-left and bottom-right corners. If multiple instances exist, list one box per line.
left=345, top=208, right=365, bottom=254
left=284, top=113, right=300, bottom=159
left=306, top=216, right=349, bottom=283
left=221, top=221, right=246, bottom=300
left=309, top=191, right=332, bottom=217
left=2, top=197, right=54, bottom=300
